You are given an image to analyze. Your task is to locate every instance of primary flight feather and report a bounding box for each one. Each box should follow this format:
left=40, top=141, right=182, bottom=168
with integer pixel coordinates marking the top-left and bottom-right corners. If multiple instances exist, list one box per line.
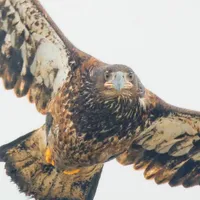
left=1, top=0, right=200, bottom=200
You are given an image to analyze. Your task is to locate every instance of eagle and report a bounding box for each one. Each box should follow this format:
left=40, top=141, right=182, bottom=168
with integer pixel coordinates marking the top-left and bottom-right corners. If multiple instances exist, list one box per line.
left=1, top=0, right=200, bottom=200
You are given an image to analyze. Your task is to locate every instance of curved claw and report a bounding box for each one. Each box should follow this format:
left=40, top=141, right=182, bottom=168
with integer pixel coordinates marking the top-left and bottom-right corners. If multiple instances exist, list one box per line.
left=63, top=169, right=80, bottom=175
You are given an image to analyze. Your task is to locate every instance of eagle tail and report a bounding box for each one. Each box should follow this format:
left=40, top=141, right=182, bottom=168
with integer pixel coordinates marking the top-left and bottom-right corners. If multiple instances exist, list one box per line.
left=0, top=126, right=103, bottom=200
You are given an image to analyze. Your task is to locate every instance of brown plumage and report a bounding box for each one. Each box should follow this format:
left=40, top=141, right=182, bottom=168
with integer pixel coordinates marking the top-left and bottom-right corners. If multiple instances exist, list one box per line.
left=1, top=0, right=200, bottom=200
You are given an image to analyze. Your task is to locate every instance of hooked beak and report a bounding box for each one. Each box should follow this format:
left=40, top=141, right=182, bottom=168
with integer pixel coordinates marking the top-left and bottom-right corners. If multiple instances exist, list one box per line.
left=112, top=72, right=125, bottom=91
left=104, top=72, right=133, bottom=91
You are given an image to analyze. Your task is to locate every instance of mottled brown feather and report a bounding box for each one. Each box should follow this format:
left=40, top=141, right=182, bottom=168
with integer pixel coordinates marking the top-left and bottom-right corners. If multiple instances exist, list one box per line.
left=0, top=0, right=103, bottom=114
left=2, top=0, right=200, bottom=199
left=117, top=90, right=200, bottom=187
left=0, top=126, right=103, bottom=200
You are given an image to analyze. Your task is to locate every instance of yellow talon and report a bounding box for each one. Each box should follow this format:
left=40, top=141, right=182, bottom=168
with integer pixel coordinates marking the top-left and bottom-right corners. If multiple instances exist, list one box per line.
left=45, top=148, right=79, bottom=175
left=45, top=148, right=55, bottom=166
left=63, top=169, right=80, bottom=175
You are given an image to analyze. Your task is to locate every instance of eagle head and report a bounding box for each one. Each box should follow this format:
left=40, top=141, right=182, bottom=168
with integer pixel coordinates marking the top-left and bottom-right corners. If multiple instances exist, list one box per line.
left=89, top=64, right=145, bottom=103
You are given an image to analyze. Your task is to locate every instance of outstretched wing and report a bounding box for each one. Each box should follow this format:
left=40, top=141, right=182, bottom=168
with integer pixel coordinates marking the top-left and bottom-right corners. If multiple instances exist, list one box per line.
left=0, top=0, right=103, bottom=114
left=0, top=126, right=103, bottom=200
left=117, top=90, right=200, bottom=187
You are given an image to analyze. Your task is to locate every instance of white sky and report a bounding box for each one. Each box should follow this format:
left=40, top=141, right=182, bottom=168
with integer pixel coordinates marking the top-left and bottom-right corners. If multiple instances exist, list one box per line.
left=1, top=0, right=200, bottom=199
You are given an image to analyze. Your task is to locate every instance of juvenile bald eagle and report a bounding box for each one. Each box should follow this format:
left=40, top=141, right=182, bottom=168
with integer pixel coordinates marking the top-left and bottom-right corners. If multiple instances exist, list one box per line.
left=1, top=0, right=200, bottom=200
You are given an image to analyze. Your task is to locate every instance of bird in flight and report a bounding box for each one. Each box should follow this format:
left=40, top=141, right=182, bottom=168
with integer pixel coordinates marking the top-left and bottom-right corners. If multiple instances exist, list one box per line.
left=1, top=0, right=200, bottom=200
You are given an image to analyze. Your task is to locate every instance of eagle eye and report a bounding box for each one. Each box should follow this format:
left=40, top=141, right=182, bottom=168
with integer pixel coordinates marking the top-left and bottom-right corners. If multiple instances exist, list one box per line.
left=104, top=71, right=111, bottom=81
left=127, top=72, right=134, bottom=81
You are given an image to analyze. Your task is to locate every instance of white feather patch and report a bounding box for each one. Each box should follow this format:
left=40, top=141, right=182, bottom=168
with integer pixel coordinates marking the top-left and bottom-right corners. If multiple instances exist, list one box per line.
left=139, top=97, right=147, bottom=111
left=30, top=37, right=70, bottom=95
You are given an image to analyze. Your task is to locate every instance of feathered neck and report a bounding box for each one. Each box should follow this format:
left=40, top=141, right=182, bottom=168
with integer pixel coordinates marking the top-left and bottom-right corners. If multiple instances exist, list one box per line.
left=68, top=71, right=144, bottom=141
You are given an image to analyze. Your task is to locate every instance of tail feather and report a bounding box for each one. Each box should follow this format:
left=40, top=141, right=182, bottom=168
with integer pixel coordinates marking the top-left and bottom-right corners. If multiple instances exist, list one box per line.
left=0, top=126, right=103, bottom=200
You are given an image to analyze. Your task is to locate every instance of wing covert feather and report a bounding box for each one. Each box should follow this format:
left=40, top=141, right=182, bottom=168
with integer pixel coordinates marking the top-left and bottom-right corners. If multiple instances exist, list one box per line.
left=0, top=0, right=103, bottom=113
left=117, top=90, right=200, bottom=187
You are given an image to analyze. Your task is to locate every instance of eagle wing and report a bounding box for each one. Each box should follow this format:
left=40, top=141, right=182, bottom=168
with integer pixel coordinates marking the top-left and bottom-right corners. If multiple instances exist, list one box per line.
left=0, top=127, right=103, bottom=199
left=117, top=90, right=200, bottom=187
left=0, top=0, right=103, bottom=114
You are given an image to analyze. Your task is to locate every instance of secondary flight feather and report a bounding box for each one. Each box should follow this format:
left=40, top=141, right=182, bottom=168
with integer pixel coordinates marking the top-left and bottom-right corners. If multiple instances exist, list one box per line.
left=1, top=0, right=200, bottom=200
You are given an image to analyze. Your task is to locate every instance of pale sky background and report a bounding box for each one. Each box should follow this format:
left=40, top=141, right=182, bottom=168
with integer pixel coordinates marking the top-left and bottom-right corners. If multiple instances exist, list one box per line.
left=1, top=0, right=200, bottom=199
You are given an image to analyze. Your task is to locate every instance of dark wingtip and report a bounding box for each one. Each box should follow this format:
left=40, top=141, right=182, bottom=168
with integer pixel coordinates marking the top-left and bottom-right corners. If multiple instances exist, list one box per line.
left=0, top=131, right=34, bottom=162
left=0, top=144, right=8, bottom=162
left=86, top=167, right=103, bottom=200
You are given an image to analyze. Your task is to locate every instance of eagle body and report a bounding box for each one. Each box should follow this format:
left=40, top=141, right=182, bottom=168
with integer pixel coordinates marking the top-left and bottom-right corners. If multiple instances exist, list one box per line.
left=47, top=66, right=145, bottom=170
left=2, top=0, right=200, bottom=200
